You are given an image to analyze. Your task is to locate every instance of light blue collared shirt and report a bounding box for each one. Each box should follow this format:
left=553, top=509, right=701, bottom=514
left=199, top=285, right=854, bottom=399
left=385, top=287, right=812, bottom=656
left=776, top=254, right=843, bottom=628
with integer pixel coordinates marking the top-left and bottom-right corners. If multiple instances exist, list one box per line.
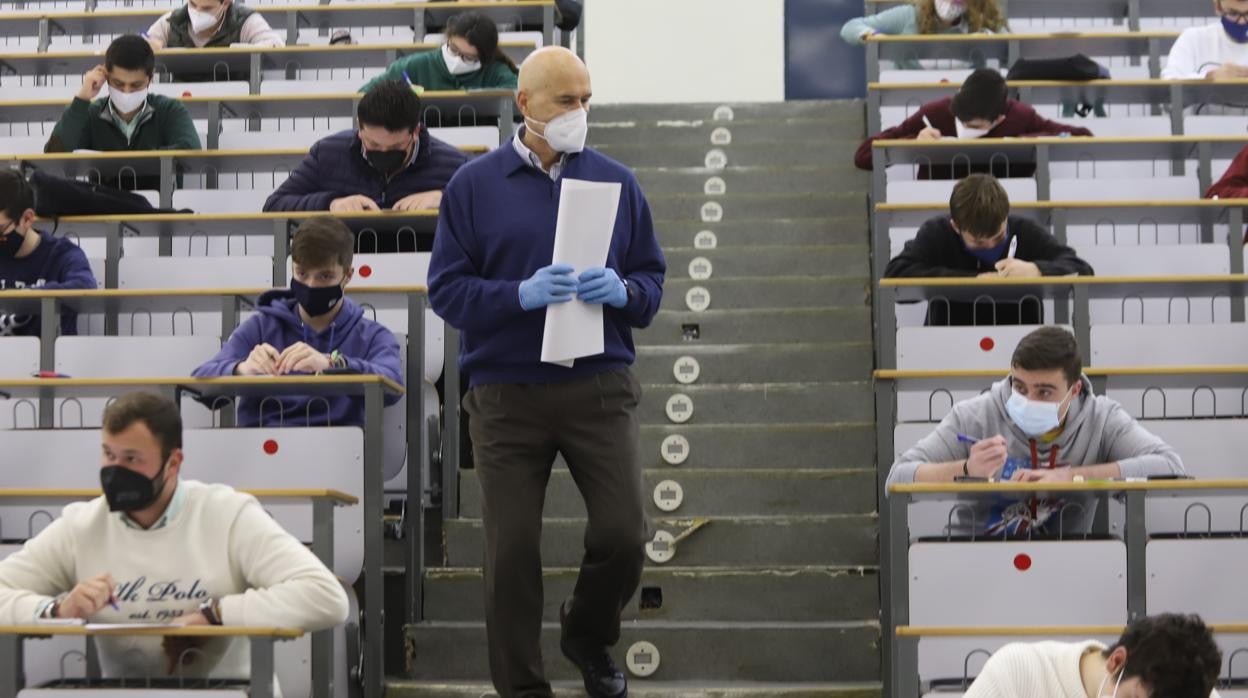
left=511, top=126, right=567, bottom=181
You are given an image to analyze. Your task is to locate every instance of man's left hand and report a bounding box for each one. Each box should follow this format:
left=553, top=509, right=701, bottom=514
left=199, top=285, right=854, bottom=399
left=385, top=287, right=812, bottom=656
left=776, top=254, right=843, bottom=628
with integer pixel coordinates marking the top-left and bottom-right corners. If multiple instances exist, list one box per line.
left=576, top=268, right=628, bottom=309
left=276, top=342, right=333, bottom=374
left=994, top=259, right=1041, bottom=278
left=1010, top=467, right=1075, bottom=483
left=163, top=611, right=209, bottom=675
left=392, top=190, right=443, bottom=212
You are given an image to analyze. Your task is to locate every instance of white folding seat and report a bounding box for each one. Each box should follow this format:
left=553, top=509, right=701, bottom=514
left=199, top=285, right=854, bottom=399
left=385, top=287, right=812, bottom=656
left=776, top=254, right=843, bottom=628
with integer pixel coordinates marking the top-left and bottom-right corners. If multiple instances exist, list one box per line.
left=1185, top=115, right=1248, bottom=136
left=0, top=337, right=41, bottom=429
left=147, top=81, right=251, bottom=98
left=0, top=84, right=69, bottom=100
left=423, top=30, right=543, bottom=48
left=876, top=68, right=979, bottom=85
left=260, top=78, right=367, bottom=95
left=1050, top=176, right=1199, bottom=202
left=429, top=125, right=500, bottom=149
left=0, top=134, right=48, bottom=154
left=171, top=187, right=273, bottom=214
left=1079, top=245, right=1230, bottom=325
left=117, top=255, right=272, bottom=336
left=218, top=130, right=320, bottom=150
left=886, top=178, right=1037, bottom=203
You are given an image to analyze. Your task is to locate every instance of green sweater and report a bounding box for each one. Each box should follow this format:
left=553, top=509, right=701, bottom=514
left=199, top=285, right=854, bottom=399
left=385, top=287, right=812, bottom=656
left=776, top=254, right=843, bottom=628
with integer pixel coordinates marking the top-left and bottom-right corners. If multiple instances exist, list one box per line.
left=360, top=49, right=518, bottom=93
left=46, top=94, right=201, bottom=152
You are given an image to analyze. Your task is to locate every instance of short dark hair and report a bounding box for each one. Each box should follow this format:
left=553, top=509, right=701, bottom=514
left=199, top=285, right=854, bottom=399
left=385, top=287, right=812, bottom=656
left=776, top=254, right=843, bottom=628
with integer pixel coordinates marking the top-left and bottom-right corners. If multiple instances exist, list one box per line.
left=1011, top=326, right=1082, bottom=386
left=291, top=216, right=354, bottom=271
left=102, top=392, right=183, bottom=463
left=949, top=174, right=1010, bottom=238
left=105, top=34, right=156, bottom=77
left=1108, top=614, right=1221, bottom=698
left=357, top=80, right=422, bottom=133
left=446, top=11, right=517, bottom=74
left=0, top=170, right=34, bottom=223
left=950, top=68, right=1008, bottom=123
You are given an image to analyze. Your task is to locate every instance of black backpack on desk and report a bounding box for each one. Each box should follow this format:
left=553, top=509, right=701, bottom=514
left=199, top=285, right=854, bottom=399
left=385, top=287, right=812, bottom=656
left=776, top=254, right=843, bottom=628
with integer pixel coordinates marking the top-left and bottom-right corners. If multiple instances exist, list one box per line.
left=23, top=164, right=189, bottom=218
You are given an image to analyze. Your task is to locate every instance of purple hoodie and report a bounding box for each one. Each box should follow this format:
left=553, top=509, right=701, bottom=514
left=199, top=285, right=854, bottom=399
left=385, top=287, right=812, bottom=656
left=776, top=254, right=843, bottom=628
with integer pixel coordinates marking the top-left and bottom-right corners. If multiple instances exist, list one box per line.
left=192, top=290, right=403, bottom=427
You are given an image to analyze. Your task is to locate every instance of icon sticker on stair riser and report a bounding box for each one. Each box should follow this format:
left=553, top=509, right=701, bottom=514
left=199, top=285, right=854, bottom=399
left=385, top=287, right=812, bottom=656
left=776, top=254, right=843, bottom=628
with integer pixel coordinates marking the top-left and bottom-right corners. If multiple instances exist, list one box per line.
left=685, top=287, right=711, bottom=312
left=673, top=356, right=701, bottom=384
left=653, top=480, right=684, bottom=512
left=703, top=176, right=726, bottom=196
left=710, top=127, right=732, bottom=146
left=645, top=530, right=676, bottom=564
left=700, top=201, right=723, bottom=223
left=704, top=149, right=728, bottom=171
left=626, top=641, right=661, bottom=678
left=660, top=434, right=690, bottom=465
left=687, top=257, right=712, bottom=281
left=693, top=230, right=718, bottom=250
left=712, top=105, right=734, bottom=122
left=665, top=393, right=693, bottom=423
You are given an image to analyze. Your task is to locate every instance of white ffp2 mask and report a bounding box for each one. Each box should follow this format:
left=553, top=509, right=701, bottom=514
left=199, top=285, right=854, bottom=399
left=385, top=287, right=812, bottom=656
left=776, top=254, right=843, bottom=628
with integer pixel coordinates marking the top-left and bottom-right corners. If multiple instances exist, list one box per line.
left=109, top=87, right=148, bottom=115
left=188, top=4, right=221, bottom=33
left=526, top=108, right=589, bottom=154
left=441, top=43, right=481, bottom=76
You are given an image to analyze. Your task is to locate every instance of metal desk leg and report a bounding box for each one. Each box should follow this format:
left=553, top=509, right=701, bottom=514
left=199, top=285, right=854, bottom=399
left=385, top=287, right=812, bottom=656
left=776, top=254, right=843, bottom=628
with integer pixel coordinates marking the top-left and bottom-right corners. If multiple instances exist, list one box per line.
left=39, top=297, right=58, bottom=428
left=888, top=494, right=912, bottom=698
left=250, top=637, right=276, bottom=698
left=897, top=633, right=920, bottom=698
left=1230, top=208, right=1246, bottom=322
left=876, top=379, right=898, bottom=698
left=158, top=157, right=175, bottom=213
left=0, top=634, right=22, bottom=698
left=1072, top=285, right=1091, bottom=368
left=442, top=327, right=461, bottom=519
left=273, top=220, right=290, bottom=287
left=362, top=383, right=386, bottom=698
left=541, top=5, right=554, bottom=48
left=406, top=294, right=428, bottom=625
left=1125, top=490, right=1147, bottom=622
left=310, top=498, right=335, bottom=698
left=498, top=97, right=516, bottom=143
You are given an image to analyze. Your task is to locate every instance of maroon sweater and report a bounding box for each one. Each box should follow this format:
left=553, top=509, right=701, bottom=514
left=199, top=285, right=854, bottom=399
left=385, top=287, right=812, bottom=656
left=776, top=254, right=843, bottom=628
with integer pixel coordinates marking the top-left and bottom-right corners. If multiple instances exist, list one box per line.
left=855, top=97, right=1094, bottom=172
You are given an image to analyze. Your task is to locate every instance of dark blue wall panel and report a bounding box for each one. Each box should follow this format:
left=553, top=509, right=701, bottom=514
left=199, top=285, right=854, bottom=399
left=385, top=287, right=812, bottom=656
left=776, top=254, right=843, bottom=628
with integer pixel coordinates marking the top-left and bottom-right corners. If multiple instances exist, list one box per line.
left=786, top=0, right=867, bottom=100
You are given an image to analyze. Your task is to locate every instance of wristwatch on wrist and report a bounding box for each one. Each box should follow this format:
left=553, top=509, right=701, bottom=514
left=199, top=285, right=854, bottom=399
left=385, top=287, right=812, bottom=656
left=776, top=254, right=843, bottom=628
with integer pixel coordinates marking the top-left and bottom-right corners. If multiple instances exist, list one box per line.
left=199, top=598, right=223, bottom=625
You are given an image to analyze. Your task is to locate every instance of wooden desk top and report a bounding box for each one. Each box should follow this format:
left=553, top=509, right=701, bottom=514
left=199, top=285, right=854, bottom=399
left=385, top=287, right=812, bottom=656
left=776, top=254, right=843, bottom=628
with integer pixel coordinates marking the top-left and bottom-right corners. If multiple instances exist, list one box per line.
left=1, top=0, right=553, bottom=20
left=896, top=624, right=1248, bottom=637
left=0, top=624, right=304, bottom=638
left=875, top=366, right=1248, bottom=379
left=873, top=134, right=1248, bottom=148
left=890, top=479, right=1248, bottom=495
left=875, top=199, right=1248, bottom=211
left=0, top=374, right=405, bottom=395
left=0, top=488, right=357, bottom=504
left=866, top=31, right=1179, bottom=42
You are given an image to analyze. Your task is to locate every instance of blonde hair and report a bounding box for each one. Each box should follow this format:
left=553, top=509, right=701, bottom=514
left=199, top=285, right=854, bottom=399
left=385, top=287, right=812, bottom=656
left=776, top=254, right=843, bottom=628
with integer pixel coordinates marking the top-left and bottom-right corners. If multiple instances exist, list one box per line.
left=914, top=0, right=1008, bottom=34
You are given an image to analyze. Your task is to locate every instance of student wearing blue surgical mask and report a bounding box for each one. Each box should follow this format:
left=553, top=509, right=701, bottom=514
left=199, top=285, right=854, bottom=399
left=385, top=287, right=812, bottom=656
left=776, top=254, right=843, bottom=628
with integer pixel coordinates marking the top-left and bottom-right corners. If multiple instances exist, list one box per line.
left=360, top=11, right=519, bottom=93
left=887, top=327, right=1185, bottom=536
left=964, top=614, right=1222, bottom=698
left=1162, top=0, right=1248, bottom=80
left=885, top=173, right=1093, bottom=325
left=143, top=0, right=283, bottom=50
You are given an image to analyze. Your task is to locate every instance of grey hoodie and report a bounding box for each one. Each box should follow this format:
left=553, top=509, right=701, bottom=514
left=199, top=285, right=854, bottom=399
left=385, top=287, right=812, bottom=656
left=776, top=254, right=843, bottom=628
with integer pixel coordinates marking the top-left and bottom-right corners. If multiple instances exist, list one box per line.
left=888, top=375, right=1185, bottom=534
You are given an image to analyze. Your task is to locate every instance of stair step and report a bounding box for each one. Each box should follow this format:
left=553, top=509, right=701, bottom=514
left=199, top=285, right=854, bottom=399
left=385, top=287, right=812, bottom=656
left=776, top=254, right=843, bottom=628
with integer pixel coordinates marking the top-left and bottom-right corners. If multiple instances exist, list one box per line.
left=635, top=342, right=871, bottom=385
left=422, top=565, right=879, bottom=623
left=442, top=515, right=878, bottom=567
left=661, top=277, right=870, bottom=312
left=406, top=620, right=878, bottom=682
left=588, top=100, right=866, bottom=124
left=662, top=245, right=870, bottom=280
left=653, top=217, right=868, bottom=248
left=642, top=308, right=872, bottom=345
left=459, top=468, right=876, bottom=518
left=386, top=680, right=882, bottom=698
left=647, top=192, right=862, bottom=222
left=639, top=423, right=876, bottom=470
left=640, top=382, right=873, bottom=426
left=589, top=119, right=866, bottom=146
left=595, top=142, right=861, bottom=169
left=635, top=166, right=867, bottom=197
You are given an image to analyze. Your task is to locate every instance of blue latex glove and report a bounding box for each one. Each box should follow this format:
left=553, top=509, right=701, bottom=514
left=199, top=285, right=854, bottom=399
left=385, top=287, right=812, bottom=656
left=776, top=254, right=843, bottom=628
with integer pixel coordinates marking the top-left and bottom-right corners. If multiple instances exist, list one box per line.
left=518, top=264, right=577, bottom=311
left=576, top=267, right=628, bottom=308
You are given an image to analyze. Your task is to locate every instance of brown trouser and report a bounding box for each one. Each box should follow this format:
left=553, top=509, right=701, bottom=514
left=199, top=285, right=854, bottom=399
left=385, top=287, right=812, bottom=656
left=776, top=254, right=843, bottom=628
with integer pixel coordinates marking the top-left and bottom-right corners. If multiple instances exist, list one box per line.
left=464, top=368, right=648, bottom=698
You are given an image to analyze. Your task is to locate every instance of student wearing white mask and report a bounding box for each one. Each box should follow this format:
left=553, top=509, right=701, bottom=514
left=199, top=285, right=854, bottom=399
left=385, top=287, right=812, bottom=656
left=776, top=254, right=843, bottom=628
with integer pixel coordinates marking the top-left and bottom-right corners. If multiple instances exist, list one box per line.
left=144, top=0, right=282, bottom=50
left=886, top=327, right=1183, bottom=536
left=965, top=614, right=1222, bottom=698
left=45, top=35, right=200, bottom=155
left=361, top=11, right=519, bottom=92
left=841, top=0, right=1007, bottom=45
left=1162, top=0, right=1248, bottom=79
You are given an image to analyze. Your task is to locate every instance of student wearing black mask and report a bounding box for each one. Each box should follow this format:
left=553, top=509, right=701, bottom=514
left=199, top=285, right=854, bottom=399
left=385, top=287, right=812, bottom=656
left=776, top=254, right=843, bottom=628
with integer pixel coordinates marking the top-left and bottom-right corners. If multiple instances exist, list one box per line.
left=191, top=217, right=403, bottom=427
left=885, top=174, right=1094, bottom=325
left=262, top=79, right=467, bottom=214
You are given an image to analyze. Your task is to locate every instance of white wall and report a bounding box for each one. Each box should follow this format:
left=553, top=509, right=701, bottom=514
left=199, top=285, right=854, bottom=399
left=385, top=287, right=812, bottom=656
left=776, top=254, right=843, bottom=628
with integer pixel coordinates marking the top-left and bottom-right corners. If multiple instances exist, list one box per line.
left=583, top=0, right=786, bottom=104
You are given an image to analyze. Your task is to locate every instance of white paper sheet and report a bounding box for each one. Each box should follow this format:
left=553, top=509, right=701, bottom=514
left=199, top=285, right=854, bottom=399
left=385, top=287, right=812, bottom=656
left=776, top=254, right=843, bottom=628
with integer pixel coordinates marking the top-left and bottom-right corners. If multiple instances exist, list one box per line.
left=540, top=178, right=622, bottom=367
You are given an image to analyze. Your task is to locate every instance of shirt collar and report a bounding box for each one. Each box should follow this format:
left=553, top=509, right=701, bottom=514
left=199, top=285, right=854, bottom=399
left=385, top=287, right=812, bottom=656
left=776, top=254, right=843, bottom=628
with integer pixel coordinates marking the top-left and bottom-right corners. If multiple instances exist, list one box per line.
left=102, top=98, right=152, bottom=137
left=118, top=478, right=184, bottom=531
left=510, top=125, right=566, bottom=180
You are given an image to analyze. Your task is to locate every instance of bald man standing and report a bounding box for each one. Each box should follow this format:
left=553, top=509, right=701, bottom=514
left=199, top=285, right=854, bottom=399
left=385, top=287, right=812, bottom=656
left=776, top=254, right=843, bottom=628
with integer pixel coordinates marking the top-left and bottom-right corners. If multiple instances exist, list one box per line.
left=427, top=47, right=665, bottom=698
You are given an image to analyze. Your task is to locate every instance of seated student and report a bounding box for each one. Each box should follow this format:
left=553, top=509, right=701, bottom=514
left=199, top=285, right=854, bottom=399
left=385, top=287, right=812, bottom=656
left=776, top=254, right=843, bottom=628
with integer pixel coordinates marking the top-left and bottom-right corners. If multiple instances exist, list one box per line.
left=45, top=35, right=201, bottom=154
left=1161, top=0, right=1248, bottom=80
left=966, top=614, right=1221, bottom=698
left=854, top=68, right=1092, bottom=174
left=263, top=80, right=466, bottom=214
left=0, top=171, right=97, bottom=337
left=841, top=0, right=1007, bottom=45
left=885, top=173, right=1093, bottom=325
left=192, top=217, right=403, bottom=427
left=887, top=326, right=1184, bottom=536
left=0, top=391, right=349, bottom=680
left=361, top=12, right=519, bottom=92
left=144, top=0, right=284, bottom=50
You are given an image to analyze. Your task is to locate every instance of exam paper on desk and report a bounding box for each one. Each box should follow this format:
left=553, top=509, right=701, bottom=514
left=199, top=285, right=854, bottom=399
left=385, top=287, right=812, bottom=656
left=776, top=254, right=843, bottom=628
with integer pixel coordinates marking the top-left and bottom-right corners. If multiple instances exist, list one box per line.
left=541, top=178, right=622, bottom=368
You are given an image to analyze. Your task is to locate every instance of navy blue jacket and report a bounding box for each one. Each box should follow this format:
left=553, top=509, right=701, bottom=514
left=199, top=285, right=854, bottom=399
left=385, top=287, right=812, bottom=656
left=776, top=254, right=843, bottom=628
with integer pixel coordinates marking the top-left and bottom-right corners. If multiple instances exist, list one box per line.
left=0, top=230, right=97, bottom=337
left=428, top=141, right=666, bottom=387
left=263, top=126, right=466, bottom=211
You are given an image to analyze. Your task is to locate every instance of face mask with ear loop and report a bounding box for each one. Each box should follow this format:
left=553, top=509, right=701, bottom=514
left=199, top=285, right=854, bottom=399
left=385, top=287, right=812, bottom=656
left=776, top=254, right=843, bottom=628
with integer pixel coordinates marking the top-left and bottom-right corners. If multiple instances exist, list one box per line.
left=1094, top=664, right=1124, bottom=698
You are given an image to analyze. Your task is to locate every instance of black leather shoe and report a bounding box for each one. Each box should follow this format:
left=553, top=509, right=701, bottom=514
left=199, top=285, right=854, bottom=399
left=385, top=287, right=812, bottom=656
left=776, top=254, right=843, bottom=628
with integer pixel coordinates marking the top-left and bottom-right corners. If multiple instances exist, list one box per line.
left=559, top=602, right=628, bottom=698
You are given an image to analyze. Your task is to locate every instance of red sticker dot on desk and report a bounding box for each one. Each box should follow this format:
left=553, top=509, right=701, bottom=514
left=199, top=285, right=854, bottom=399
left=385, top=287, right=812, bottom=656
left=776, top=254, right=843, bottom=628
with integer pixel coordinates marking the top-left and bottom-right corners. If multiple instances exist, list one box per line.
left=979, top=337, right=995, bottom=352
left=1013, top=554, right=1032, bottom=571
left=360, top=265, right=372, bottom=278
left=181, top=91, right=192, bottom=98
left=263, top=439, right=279, bottom=455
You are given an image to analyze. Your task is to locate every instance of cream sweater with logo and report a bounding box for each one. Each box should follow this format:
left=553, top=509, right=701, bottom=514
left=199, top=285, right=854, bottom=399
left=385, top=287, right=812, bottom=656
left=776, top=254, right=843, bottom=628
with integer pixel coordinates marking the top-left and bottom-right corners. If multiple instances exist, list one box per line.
left=0, top=479, right=349, bottom=681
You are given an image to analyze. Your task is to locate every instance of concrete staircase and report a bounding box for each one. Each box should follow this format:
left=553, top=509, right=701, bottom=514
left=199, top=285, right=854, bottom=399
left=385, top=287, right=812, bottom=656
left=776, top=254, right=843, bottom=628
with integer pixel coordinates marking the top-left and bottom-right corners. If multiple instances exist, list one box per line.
left=393, top=101, right=879, bottom=697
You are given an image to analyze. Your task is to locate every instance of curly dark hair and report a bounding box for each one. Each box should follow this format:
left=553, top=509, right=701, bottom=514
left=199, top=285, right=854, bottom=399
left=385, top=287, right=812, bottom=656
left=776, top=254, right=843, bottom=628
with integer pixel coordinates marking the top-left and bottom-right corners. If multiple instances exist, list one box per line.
left=1107, top=614, right=1221, bottom=698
